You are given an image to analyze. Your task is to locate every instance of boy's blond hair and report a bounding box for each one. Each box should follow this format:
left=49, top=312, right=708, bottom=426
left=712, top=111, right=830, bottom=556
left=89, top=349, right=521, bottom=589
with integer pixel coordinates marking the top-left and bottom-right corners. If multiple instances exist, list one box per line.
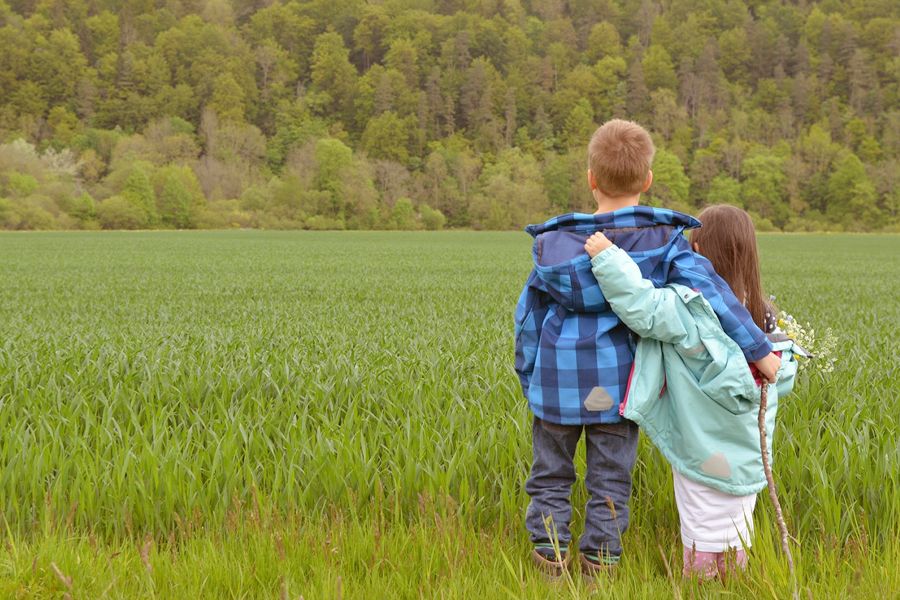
left=588, top=119, right=655, bottom=197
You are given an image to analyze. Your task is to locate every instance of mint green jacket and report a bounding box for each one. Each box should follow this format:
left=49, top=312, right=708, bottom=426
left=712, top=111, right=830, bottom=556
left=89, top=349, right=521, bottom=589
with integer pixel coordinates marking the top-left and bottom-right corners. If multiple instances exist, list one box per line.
left=590, top=246, right=799, bottom=496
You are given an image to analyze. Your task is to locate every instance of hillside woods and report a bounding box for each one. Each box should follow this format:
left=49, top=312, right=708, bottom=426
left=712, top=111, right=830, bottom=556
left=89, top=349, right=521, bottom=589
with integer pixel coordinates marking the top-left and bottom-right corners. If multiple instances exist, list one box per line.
left=0, top=0, right=897, bottom=231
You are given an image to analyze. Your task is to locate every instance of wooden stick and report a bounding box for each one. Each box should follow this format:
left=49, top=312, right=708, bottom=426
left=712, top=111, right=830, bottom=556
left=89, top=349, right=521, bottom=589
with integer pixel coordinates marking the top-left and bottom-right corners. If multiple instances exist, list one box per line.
left=758, top=383, right=799, bottom=600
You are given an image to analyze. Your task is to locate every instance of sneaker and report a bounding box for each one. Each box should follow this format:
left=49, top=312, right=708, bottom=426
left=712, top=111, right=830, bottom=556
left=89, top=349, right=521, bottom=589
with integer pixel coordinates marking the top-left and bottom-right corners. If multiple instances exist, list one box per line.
left=579, top=549, right=620, bottom=579
left=531, top=542, right=569, bottom=579
left=682, top=546, right=748, bottom=581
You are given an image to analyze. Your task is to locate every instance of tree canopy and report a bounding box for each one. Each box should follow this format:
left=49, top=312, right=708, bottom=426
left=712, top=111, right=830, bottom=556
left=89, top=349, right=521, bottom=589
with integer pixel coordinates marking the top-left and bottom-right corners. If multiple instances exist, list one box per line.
left=0, top=0, right=897, bottom=231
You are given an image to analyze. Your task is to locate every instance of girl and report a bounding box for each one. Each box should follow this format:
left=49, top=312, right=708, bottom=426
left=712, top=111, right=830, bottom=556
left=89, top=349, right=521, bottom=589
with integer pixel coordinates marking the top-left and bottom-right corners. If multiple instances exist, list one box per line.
left=584, top=204, right=797, bottom=580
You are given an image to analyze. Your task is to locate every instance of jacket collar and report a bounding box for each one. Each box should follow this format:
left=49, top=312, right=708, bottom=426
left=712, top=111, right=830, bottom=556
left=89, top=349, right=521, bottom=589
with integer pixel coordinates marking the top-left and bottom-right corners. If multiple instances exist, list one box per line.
left=525, top=207, right=701, bottom=237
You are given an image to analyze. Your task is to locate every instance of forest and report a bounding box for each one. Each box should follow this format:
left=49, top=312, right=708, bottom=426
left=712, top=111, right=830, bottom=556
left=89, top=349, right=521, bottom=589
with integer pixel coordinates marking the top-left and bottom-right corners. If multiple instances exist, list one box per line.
left=0, top=0, right=897, bottom=231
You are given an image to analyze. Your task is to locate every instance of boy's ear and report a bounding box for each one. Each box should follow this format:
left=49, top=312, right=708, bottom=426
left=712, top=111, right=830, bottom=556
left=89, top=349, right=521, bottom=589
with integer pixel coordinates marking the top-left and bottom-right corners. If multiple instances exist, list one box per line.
left=587, top=169, right=599, bottom=191
left=642, top=170, right=653, bottom=193
left=692, top=242, right=700, bottom=253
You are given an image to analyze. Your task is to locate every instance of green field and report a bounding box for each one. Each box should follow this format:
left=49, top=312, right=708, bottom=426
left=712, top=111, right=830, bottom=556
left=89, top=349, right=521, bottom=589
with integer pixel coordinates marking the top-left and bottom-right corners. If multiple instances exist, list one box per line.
left=0, top=231, right=898, bottom=598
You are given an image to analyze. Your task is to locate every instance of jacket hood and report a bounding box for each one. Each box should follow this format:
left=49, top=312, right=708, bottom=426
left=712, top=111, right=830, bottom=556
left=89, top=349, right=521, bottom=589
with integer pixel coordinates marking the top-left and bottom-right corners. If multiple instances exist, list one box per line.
left=525, top=207, right=700, bottom=237
left=525, top=207, right=700, bottom=313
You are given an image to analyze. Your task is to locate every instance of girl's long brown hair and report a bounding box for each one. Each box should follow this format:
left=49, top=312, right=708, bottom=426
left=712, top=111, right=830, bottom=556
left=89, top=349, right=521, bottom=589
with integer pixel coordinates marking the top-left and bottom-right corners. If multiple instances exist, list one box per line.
left=690, top=205, right=769, bottom=330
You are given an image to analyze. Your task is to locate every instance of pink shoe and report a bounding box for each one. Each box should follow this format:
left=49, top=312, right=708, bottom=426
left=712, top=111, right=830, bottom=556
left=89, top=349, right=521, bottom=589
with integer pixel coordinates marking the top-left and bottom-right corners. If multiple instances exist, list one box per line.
left=716, top=548, right=748, bottom=579
left=682, top=547, right=748, bottom=580
left=683, top=547, right=719, bottom=579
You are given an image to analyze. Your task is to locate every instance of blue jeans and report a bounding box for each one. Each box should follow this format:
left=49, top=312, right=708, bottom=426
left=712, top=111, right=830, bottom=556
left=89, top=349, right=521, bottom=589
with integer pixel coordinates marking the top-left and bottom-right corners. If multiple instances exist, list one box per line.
left=525, top=416, right=639, bottom=557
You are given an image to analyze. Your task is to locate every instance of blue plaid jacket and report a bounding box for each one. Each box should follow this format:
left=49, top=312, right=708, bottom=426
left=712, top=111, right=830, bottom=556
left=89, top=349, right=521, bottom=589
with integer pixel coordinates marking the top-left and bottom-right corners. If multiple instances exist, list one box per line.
left=514, top=207, right=773, bottom=425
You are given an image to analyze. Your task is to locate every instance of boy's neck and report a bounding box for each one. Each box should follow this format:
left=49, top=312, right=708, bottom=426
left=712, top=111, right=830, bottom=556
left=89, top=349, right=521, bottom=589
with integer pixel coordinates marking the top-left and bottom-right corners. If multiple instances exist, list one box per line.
left=592, top=191, right=641, bottom=214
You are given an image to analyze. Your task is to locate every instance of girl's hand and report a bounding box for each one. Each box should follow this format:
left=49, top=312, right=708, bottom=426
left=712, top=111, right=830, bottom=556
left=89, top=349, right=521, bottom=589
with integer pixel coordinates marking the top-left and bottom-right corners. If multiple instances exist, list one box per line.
left=585, top=232, right=613, bottom=258
left=753, top=352, right=782, bottom=384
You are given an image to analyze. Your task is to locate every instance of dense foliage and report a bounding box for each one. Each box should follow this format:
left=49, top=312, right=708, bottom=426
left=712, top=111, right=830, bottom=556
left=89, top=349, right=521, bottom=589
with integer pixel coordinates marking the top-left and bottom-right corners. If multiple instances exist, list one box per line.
left=0, top=0, right=897, bottom=231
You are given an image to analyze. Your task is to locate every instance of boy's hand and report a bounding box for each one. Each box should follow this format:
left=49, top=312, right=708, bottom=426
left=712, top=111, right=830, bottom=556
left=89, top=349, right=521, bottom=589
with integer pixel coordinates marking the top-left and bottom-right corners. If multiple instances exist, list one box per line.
left=584, top=232, right=613, bottom=258
left=753, top=352, right=781, bottom=384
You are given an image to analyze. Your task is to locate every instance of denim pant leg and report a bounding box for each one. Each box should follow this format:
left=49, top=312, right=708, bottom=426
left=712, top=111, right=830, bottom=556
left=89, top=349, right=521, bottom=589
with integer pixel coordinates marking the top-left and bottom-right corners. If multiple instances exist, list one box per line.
left=525, top=416, right=582, bottom=545
left=580, top=421, right=640, bottom=556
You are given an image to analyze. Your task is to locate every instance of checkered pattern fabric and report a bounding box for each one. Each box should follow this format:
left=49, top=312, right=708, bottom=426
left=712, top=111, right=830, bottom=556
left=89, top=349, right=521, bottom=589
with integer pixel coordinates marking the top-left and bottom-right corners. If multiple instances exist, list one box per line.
left=514, top=207, right=772, bottom=425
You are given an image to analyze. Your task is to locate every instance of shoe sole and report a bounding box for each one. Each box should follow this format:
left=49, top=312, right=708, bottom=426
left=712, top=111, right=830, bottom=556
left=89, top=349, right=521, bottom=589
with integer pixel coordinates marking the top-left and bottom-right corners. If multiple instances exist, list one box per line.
left=531, top=549, right=569, bottom=579
left=579, top=553, right=617, bottom=580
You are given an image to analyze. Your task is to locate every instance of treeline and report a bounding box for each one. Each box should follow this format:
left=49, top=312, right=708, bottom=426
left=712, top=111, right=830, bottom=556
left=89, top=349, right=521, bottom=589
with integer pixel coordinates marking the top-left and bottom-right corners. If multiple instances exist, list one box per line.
left=0, top=0, right=897, bottom=232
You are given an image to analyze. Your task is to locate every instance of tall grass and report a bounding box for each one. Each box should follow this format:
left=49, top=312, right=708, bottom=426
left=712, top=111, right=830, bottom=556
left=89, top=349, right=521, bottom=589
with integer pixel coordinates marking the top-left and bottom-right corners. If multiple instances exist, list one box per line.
left=3, top=507, right=898, bottom=598
left=0, top=231, right=897, bottom=597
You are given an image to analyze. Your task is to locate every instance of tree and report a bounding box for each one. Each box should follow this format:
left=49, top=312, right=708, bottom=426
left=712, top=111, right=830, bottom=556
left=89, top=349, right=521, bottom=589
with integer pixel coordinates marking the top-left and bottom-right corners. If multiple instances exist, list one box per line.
left=61, top=193, right=96, bottom=224
left=826, top=152, right=879, bottom=229
left=352, top=7, right=389, bottom=68
left=0, top=0, right=894, bottom=232
left=420, top=143, right=481, bottom=227
left=310, top=31, right=358, bottom=124
left=254, top=40, right=297, bottom=108
left=208, top=73, right=246, bottom=122
left=543, top=150, right=585, bottom=213
left=389, top=197, right=417, bottom=230
left=741, top=151, right=789, bottom=227
left=650, top=89, right=686, bottom=142
left=645, top=149, right=690, bottom=212
left=385, top=38, right=419, bottom=88
left=266, top=99, right=327, bottom=170
left=197, top=109, right=267, bottom=200
left=31, top=28, right=87, bottom=105
left=587, top=22, right=622, bottom=62
left=85, top=11, right=119, bottom=60
left=706, top=175, right=742, bottom=207
left=4, top=172, right=38, bottom=197
left=420, top=204, right=446, bottom=230
left=121, top=166, right=158, bottom=227
left=202, top=0, right=235, bottom=26
left=360, top=112, right=413, bottom=165
left=719, top=27, right=751, bottom=84
left=469, top=149, right=549, bottom=229
left=97, top=196, right=146, bottom=229
left=47, top=106, right=80, bottom=148
left=1, top=200, right=57, bottom=230
left=556, top=65, right=601, bottom=118
left=562, top=98, right=595, bottom=148
left=459, top=58, right=501, bottom=150
left=156, top=165, right=205, bottom=228
left=642, top=44, right=677, bottom=91
left=594, top=56, right=627, bottom=118
left=626, top=58, right=650, bottom=118
left=313, top=137, right=353, bottom=219
left=688, top=147, right=720, bottom=202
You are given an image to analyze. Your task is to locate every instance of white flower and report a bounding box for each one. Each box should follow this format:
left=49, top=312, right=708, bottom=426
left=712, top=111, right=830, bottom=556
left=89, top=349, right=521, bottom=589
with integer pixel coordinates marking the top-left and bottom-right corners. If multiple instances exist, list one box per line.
left=777, top=310, right=837, bottom=374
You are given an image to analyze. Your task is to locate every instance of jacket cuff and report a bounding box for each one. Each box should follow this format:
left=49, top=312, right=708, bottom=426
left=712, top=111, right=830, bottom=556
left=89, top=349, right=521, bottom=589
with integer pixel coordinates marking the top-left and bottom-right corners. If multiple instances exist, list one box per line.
left=744, top=337, right=774, bottom=362
left=589, top=244, right=621, bottom=270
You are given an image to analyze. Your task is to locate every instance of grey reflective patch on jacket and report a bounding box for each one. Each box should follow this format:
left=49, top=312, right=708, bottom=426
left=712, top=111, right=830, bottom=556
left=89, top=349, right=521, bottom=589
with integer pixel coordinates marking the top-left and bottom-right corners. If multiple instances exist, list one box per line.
left=700, top=452, right=732, bottom=479
left=584, top=387, right=614, bottom=411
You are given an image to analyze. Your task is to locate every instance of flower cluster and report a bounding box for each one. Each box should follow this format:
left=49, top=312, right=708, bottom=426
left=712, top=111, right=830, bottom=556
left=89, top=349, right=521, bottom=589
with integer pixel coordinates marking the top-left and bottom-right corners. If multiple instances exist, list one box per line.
left=776, top=309, right=838, bottom=374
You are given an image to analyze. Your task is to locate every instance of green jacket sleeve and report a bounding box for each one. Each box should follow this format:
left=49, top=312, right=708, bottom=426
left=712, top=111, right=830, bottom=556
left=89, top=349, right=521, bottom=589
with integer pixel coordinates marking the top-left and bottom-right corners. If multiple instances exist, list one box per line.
left=589, top=245, right=691, bottom=345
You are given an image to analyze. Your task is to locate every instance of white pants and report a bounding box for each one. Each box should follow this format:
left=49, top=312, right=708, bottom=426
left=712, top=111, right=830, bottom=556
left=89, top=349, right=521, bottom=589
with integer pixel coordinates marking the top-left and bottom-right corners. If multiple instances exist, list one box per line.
left=672, top=468, right=757, bottom=553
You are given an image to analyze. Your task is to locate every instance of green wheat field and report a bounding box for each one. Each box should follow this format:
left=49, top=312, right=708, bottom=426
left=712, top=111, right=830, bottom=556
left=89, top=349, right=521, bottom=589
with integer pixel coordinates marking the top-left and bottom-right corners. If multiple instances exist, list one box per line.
left=0, top=231, right=898, bottom=599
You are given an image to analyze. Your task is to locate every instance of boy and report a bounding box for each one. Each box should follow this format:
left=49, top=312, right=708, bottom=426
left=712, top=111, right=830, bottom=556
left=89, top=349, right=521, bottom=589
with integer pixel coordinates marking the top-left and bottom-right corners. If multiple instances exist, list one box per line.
left=514, top=119, right=780, bottom=577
